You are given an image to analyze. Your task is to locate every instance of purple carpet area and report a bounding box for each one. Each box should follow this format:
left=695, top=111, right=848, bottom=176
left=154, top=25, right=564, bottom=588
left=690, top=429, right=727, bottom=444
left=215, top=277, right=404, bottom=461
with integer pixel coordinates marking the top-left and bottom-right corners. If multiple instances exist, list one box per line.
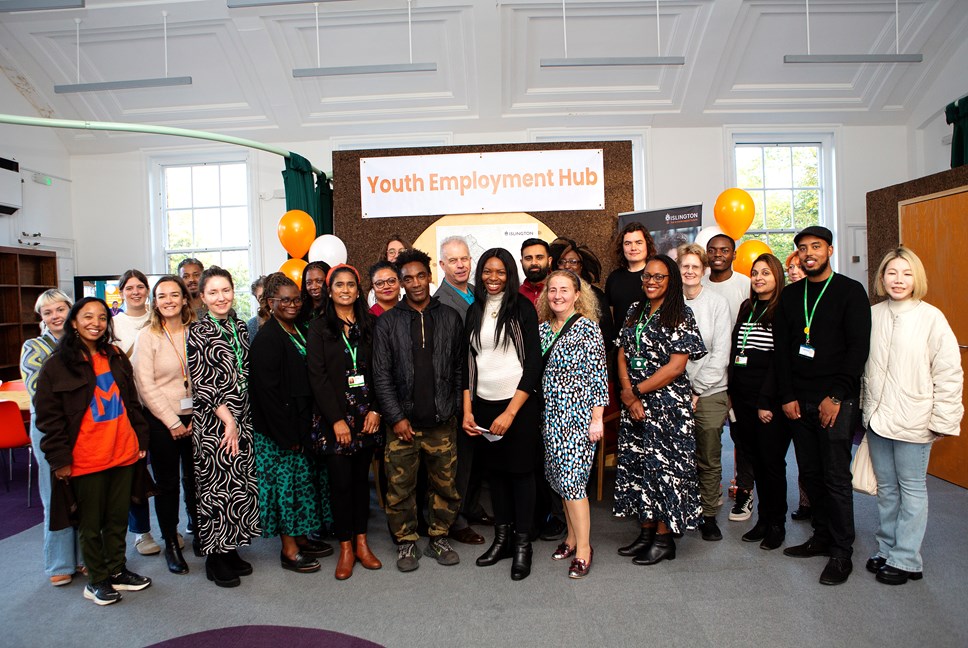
left=144, top=625, right=384, bottom=648
left=0, top=446, right=43, bottom=540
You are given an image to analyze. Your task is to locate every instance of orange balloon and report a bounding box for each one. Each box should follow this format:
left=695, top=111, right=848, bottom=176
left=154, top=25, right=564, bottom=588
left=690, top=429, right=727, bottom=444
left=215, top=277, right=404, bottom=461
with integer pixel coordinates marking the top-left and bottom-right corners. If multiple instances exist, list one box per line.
left=733, top=240, right=773, bottom=277
left=714, top=188, right=755, bottom=239
left=279, top=258, right=308, bottom=288
left=277, top=210, right=316, bottom=259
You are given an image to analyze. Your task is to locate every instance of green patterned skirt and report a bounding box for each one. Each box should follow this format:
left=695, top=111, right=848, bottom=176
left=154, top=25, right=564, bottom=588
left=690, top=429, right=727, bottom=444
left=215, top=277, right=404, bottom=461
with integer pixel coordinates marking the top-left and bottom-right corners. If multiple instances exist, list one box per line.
left=254, top=432, right=328, bottom=537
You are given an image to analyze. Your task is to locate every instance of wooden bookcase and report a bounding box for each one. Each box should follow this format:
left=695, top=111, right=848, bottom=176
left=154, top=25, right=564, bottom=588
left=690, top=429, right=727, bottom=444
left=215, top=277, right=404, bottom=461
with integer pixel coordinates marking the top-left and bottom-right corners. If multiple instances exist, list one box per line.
left=0, top=246, right=57, bottom=382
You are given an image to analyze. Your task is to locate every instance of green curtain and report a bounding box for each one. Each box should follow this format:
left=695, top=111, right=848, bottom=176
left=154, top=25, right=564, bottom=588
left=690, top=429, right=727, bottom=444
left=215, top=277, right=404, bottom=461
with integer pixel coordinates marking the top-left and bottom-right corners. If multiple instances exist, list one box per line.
left=282, top=152, right=333, bottom=240
left=946, top=97, right=968, bottom=169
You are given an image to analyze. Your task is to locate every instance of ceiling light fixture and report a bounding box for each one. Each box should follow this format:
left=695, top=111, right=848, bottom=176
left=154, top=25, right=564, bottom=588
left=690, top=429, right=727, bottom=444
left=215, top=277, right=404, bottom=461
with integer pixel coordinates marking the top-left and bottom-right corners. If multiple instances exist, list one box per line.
left=292, top=1, right=437, bottom=78
left=541, top=0, right=685, bottom=68
left=55, top=12, right=193, bottom=93
left=784, top=0, right=922, bottom=64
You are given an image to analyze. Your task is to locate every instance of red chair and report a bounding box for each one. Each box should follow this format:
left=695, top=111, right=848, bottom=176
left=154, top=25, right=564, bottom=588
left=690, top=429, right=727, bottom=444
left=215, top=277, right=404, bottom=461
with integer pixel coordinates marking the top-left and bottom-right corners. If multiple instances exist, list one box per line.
left=0, top=400, right=33, bottom=507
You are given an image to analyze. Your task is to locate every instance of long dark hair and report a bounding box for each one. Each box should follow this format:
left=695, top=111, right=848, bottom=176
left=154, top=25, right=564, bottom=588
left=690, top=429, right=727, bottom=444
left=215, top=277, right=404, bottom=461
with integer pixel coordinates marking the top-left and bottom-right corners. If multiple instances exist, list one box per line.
left=58, top=297, right=119, bottom=363
left=612, top=222, right=657, bottom=270
left=625, top=254, right=687, bottom=330
left=738, top=253, right=785, bottom=327
left=549, top=237, right=603, bottom=284
left=466, top=248, right=521, bottom=349
left=324, top=265, right=373, bottom=345
left=299, top=260, right=330, bottom=322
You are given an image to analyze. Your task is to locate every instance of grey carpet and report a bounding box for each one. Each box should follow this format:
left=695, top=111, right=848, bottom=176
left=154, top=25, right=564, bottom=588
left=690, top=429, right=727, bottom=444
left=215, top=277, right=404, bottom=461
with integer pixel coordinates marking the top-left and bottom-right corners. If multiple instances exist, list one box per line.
left=2, top=439, right=967, bottom=648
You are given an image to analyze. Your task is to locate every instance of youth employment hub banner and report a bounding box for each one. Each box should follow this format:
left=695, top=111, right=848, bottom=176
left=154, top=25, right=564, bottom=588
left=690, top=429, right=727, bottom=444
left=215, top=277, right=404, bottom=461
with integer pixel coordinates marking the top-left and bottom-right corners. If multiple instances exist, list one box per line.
left=618, top=205, right=702, bottom=259
left=360, top=149, right=604, bottom=218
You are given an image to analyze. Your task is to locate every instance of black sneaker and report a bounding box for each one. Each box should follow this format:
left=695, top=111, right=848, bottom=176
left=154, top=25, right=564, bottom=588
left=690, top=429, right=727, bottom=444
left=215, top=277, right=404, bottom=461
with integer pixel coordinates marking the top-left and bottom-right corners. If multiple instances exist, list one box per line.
left=424, top=536, right=460, bottom=566
left=109, top=568, right=151, bottom=591
left=729, top=489, right=754, bottom=521
left=699, top=516, right=722, bottom=541
left=84, top=579, right=122, bottom=606
left=396, top=541, right=420, bottom=572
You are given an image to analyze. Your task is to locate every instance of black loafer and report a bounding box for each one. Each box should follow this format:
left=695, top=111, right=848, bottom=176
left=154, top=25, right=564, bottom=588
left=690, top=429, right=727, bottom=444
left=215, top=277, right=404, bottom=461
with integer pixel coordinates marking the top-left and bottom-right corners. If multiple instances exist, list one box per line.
left=783, top=538, right=831, bottom=558
left=760, top=525, right=785, bottom=551
left=281, top=551, right=321, bottom=573
left=876, top=565, right=923, bottom=585
left=297, top=539, right=334, bottom=558
left=866, top=556, right=887, bottom=574
left=819, top=557, right=852, bottom=586
left=742, top=520, right=768, bottom=543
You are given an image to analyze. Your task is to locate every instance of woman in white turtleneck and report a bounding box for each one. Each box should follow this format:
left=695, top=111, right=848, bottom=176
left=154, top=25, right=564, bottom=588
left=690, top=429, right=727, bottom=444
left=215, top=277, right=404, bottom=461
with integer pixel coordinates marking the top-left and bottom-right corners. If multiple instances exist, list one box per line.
left=862, top=246, right=963, bottom=586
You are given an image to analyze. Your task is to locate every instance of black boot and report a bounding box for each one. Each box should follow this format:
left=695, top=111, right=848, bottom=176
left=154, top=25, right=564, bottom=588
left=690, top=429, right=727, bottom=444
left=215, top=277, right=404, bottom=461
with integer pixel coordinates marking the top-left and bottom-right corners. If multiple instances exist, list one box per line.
left=165, top=540, right=189, bottom=575
left=205, top=553, right=240, bottom=588
left=760, top=524, right=785, bottom=551
left=510, top=532, right=533, bottom=581
left=618, top=526, right=656, bottom=556
left=192, top=534, right=203, bottom=558
left=476, top=524, right=512, bottom=566
left=633, top=533, right=676, bottom=565
left=224, top=549, right=253, bottom=576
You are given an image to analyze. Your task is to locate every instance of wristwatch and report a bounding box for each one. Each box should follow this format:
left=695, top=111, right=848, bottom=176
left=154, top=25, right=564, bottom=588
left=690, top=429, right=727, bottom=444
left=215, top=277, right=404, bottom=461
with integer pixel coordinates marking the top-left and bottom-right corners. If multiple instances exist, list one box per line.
left=828, top=396, right=842, bottom=405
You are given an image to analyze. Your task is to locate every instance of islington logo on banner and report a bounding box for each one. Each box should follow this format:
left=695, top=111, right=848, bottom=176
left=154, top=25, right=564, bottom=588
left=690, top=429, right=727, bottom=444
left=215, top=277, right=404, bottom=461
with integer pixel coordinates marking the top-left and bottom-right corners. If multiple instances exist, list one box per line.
left=360, top=149, right=605, bottom=218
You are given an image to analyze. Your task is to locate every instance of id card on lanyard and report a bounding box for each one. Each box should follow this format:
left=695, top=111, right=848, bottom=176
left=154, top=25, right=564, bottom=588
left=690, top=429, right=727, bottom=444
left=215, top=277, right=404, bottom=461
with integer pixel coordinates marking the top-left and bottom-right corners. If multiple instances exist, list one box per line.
left=163, top=322, right=193, bottom=410
left=734, top=303, right=766, bottom=367
left=342, top=332, right=365, bottom=388
left=629, top=307, right=659, bottom=371
left=800, top=273, right=834, bottom=360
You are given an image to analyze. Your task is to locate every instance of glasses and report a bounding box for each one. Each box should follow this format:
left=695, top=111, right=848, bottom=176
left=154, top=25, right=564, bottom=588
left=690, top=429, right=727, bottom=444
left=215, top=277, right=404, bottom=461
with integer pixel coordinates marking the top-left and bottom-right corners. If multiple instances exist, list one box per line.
left=559, top=258, right=582, bottom=268
left=373, top=277, right=399, bottom=289
left=271, top=297, right=303, bottom=307
left=641, top=273, right=669, bottom=283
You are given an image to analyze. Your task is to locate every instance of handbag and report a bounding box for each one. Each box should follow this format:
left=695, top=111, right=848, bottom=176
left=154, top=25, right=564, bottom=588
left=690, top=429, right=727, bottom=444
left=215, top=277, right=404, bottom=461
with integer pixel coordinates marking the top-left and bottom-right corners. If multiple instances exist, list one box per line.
left=851, top=434, right=877, bottom=496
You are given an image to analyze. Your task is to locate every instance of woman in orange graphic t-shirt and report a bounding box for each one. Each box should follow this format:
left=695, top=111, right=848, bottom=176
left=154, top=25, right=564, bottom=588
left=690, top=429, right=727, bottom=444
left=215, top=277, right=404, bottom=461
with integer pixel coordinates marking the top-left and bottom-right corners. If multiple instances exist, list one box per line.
left=35, top=297, right=150, bottom=607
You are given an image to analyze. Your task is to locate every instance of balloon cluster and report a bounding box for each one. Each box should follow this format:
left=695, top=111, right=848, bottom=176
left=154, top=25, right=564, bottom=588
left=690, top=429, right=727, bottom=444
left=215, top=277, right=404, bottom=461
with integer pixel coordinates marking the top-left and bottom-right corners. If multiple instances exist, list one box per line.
left=694, top=189, right=771, bottom=277
left=276, top=210, right=348, bottom=287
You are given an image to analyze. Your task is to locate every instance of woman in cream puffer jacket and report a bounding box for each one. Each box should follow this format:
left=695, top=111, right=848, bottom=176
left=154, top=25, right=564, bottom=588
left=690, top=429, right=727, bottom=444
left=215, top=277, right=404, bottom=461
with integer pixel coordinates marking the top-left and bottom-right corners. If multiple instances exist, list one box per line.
left=861, top=247, right=963, bottom=586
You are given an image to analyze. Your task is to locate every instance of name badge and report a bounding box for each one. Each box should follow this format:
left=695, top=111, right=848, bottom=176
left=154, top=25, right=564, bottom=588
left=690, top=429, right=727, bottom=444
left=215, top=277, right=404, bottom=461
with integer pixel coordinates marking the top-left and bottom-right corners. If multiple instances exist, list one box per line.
left=179, top=397, right=193, bottom=410
left=348, top=374, right=366, bottom=388
left=733, top=355, right=748, bottom=367
left=629, top=357, right=647, bottom=371
left=799, top=344, right=816, bottom=359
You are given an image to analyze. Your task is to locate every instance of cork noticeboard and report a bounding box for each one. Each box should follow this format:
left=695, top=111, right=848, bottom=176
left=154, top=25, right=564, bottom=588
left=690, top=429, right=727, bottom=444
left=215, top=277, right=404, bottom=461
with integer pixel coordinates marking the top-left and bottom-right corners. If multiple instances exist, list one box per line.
left=332, top=141, right=634, bottom=287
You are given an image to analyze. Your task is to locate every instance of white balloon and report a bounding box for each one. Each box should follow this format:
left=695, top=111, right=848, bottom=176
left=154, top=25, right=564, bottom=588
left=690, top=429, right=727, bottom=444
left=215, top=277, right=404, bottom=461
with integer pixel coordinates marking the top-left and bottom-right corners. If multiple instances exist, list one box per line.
left=694, top=225, right=730, bottom=250
left=308, top=234, right=348, bottom=266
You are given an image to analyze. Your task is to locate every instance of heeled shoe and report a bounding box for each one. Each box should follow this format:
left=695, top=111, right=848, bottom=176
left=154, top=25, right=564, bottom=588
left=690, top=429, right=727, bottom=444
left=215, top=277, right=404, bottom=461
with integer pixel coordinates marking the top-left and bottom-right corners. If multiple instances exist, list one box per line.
left=205, top=554, right=240, bottom=588
left=281, top=551, right=321, bottom=574
left=510, top=532, right=533, bottom=581
left=354, top=534, right=382, bottom=570
left=225, top=549, right=253, bottom=576
left=552, top=541, right=576, bottom=561
left=632, top=533, right=676, bottom=565
left=618, top=526, right=656, bottom=557
left=476, top=524, right=512, bottom=567
left=165, top=541, right=189, bottom=575
left=568, top=548, right=593, bottom=579
left=335, top=541, right=355, bottom=580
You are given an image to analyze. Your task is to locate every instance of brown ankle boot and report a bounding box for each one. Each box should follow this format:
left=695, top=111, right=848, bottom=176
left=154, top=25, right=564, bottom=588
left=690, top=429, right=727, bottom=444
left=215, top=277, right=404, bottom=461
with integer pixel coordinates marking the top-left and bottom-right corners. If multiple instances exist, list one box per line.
left=335, top=541, right=355, bottom=580
left=354, top=534, right=382, bottom=570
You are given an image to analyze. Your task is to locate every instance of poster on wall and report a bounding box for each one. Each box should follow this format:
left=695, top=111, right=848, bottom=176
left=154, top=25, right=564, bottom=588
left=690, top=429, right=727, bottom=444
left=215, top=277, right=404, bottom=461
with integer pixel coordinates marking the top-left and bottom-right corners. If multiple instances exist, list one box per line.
left=435, top=222, right=539, bottom=281
left=618, top=204, right=702, bottom=259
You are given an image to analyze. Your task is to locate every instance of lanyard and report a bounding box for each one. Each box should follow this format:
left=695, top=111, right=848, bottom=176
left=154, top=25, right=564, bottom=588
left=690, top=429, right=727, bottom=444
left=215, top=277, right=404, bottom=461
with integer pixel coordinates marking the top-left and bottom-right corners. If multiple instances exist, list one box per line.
left=282, top=321, right=307, bottom=357
left=161, top=322, right=190, bottom=392
left=341, top=332, right=359, bottom=372
left=209, top=314, right=245, bottom=378
left=802, top=273, right=834, bottom=344
left=737, top=302, right=767, bottom=355
left=542, top=313, right=576, bottom=356
left=634, top=306, right=659, bottom=355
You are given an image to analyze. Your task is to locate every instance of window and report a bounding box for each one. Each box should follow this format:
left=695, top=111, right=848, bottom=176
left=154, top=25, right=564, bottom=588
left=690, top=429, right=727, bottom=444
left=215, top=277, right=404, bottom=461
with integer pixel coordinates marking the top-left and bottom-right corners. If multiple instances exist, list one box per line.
left=157, top=159, right=254, bottom=319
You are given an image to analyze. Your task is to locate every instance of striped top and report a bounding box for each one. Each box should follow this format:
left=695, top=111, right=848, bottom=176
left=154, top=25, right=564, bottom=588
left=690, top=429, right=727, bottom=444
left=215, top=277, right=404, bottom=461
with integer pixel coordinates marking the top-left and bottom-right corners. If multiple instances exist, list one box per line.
left=20, top=332, right=59, bottom=407
left=735, top=321, right=775, bottom=354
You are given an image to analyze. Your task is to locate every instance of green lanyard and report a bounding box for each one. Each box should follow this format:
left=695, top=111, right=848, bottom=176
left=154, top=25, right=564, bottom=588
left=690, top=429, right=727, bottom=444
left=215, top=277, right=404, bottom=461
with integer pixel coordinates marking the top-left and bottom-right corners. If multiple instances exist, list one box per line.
left=634, top=306, right=660, bottom=355
left=209, top=314, right=245, bottom=379
left=737, top=302, right=767, bottom=355
left=341, top=332, right=359, bottom=373
left=542, top=313, right=576, bottom=356
left=802, top=273, right=834, bottom=345
left=285, top=324, right=307, bottom=357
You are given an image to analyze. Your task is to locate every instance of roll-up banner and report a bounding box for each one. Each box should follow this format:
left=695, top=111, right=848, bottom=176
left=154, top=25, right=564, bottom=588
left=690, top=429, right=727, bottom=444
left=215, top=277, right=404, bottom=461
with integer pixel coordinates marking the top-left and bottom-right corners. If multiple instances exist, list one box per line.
left=618, top=204, right=702, bottom=258
left=360, top=149, right=605, bottom=218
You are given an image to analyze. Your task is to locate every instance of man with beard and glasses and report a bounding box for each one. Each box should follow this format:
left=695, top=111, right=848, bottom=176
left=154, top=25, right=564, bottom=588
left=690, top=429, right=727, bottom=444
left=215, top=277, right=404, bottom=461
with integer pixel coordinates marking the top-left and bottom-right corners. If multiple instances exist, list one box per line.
left=773, top=226, right=871, bottom=586
left=519, top=239, right=551, bottom=306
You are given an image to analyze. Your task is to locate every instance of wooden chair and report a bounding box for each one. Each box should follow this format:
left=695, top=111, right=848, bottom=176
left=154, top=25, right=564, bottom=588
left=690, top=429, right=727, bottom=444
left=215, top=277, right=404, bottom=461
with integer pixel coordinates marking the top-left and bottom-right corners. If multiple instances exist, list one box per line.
left=0, top=400, right=34, bottom=507
left=595, top=409, right=621, bottom=502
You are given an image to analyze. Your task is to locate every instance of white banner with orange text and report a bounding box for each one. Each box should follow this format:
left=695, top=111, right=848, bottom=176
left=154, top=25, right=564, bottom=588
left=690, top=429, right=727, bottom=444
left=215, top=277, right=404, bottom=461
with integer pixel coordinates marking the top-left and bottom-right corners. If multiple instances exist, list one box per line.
left=360, top=149, right=604, bottom=218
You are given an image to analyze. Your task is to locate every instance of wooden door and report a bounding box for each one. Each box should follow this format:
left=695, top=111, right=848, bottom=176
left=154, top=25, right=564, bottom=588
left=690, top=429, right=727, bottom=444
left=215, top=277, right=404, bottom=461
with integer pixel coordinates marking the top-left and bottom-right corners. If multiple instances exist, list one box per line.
left=900, top=187, right=968, bottom=488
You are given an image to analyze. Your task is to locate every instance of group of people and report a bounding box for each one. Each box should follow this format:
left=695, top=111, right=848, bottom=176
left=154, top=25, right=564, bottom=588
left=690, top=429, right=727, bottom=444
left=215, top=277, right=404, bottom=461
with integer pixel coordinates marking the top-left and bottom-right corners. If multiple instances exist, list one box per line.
left=20, top=223, right=962, bottom=607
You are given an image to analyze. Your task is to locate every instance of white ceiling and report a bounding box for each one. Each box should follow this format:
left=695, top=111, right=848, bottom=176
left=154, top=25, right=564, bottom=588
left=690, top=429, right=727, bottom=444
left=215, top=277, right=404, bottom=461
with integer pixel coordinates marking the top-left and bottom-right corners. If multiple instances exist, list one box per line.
left=0, top=0, right=965, bottom=155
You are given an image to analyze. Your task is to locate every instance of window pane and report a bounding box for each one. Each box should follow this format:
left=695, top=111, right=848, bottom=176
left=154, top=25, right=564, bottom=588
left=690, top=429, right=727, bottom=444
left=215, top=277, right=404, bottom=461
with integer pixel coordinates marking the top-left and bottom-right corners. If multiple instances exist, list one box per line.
left=165, top=167, right=192, bottom=209
left=748, top=189, right=766, bottom=230
left=167, top=209, right=193, bottom=249
left=220, top=207, right=249, bottom=247
left=192, top=166, right=221, bottom=208
left=765, top=189, right=793, bottom=230
left=738, top=232, right=768, bottom=247
left=792, top=146, right=820, bottom=187
left=194, top=208, right=221, bottom=248
left=220, top=164, right=248, bottom=206
left=736, top=147, right=763, bottom=189
left=195, top=252, right=221, bottom=270
left=167, top=253, right=187, bottom=274
left=219, top=250, right=252, bottom=320
left=768, top=232, right=797, bottom=261
left=793, top=189, right=820, bottom=229
left=764, top=146, right=792, bottom=188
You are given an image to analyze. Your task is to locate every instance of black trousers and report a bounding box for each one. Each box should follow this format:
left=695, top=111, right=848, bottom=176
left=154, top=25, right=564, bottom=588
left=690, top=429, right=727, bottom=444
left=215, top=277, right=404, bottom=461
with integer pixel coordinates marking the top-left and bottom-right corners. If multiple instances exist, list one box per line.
left=729, top=412, right=757, bottom=493
left=326, top=447, right=376, bottom=542
left=146, top=410, right=197, bottom=543
left=732, top=396, right=792, bottom=525
left=454, top=425, right=487, bottom=524
left=73, top=464, right=134, bottom=584
left=490, top=470, right=535, bottom=536
left=789, top=398, right=857, bottom=559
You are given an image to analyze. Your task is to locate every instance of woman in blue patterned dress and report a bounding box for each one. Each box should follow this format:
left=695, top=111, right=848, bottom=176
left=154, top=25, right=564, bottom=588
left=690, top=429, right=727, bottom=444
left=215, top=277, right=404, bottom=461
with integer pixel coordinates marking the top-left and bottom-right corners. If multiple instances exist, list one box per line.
left=614, top=254, right=706, bottom=566
left=537, top=271, right=609, bottom=579
left=187, top=266, right=261, bottom=588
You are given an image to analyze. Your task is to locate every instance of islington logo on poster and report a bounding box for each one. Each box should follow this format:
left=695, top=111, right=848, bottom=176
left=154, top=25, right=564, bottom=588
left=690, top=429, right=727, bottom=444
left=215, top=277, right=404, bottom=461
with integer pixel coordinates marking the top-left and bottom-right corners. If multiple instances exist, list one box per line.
left=360, top=150, right=605, bottom=218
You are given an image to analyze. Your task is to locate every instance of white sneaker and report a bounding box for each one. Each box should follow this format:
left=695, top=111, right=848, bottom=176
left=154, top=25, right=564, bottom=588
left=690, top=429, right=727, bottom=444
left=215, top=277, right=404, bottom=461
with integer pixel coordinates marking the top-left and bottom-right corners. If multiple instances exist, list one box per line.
left=135, top=532, right=161, bottom=556
left=728, top=490, right=754, bottom=521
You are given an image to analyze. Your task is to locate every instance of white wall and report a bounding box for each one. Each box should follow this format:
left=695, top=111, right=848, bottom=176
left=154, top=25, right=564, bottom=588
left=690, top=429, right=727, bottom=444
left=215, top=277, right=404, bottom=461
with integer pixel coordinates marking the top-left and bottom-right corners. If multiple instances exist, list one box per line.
left=908, top=36, right=968, bottom=177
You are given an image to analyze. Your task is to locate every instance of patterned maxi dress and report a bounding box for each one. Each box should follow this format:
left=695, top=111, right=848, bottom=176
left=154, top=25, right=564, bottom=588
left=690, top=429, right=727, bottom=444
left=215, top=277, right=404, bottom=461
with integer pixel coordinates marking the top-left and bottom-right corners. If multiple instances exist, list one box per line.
left=187, top=315, right=261, bottom=554
left=613, top=304, right=706, bottom=533
left=540, top=316, right=610, bottom=500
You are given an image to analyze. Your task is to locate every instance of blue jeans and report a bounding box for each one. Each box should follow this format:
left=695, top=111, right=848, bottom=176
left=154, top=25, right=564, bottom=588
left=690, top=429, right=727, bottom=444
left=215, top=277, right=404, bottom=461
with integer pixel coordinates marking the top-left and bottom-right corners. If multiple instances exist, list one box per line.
left=867, top=428, right=931, bottom=572
left=29, top=416, right=82, bottom=577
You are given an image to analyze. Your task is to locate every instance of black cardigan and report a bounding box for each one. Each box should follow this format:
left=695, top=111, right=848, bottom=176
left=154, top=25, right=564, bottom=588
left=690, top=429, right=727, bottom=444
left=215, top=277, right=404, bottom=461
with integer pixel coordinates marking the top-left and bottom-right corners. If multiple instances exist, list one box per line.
left=307, top=313, right=377, bottom=429
left=462, top=292, right=542, bottom=398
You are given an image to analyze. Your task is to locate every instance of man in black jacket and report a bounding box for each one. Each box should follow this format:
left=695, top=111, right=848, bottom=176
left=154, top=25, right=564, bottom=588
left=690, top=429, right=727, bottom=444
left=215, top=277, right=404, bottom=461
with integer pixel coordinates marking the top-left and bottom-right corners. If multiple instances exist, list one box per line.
left=373, top=248, right=465, bottom=572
